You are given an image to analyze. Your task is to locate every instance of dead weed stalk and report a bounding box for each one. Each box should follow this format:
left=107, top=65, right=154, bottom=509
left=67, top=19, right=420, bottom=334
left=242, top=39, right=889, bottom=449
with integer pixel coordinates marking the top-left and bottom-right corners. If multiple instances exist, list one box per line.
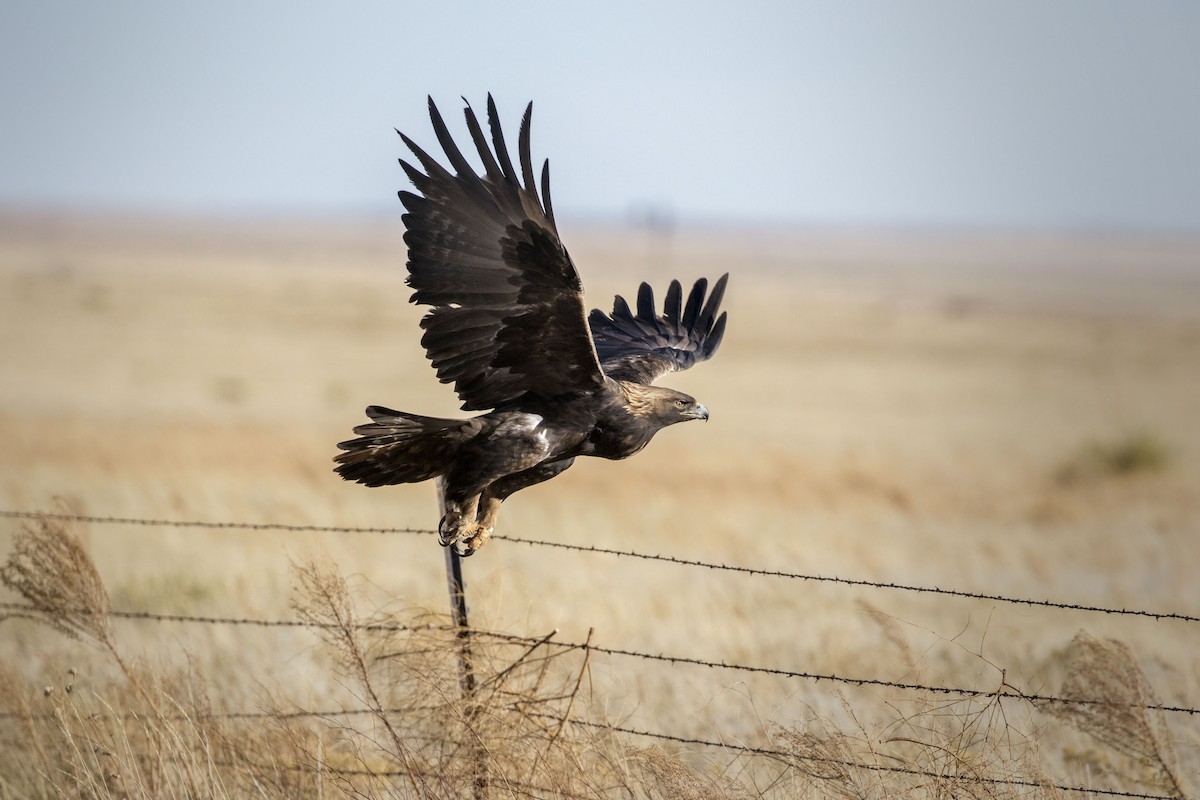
left=1046, top=631, right=1191, bottom=799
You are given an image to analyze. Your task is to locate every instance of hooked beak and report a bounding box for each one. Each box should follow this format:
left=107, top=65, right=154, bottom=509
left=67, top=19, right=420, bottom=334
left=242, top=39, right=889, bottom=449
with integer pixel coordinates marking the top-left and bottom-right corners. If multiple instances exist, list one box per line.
left=692, top=403, right=709, bottom=422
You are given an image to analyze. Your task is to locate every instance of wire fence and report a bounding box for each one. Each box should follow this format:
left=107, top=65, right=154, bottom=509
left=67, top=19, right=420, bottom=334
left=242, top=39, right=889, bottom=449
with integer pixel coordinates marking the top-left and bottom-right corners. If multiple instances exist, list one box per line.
left=2, top=507, right=1197, bottom=799
left=548, top=716, right=1182, bottom=800
left=4, top=509, right=1197, bottom=623
left=212, top=711, right=1192, bottom=800
left=2, top=599, right=1196, bottom=718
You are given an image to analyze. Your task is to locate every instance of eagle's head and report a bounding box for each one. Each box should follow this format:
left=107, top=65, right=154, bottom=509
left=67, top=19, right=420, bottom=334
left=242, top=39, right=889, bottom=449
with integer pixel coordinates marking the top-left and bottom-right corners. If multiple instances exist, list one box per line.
left=622, top=383, right=709, bottom=427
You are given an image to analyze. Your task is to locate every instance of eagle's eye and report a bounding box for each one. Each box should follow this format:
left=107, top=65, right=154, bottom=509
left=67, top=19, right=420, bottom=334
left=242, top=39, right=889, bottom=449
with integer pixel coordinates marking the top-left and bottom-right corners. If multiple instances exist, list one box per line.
left=674, top=399, right=689, bottom=409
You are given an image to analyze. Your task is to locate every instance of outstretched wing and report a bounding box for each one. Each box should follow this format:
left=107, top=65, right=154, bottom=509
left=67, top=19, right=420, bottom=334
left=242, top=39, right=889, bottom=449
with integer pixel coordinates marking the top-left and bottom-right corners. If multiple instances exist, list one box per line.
left=588, top=274, right=729, bottom=384
left=400, top=95, right=606, bottom=411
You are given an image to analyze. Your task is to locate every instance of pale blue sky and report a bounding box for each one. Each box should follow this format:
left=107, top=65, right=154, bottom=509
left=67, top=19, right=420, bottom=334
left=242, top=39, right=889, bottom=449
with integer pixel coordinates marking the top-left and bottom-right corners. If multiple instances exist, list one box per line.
left=1, top=1, right=1198, bottom=231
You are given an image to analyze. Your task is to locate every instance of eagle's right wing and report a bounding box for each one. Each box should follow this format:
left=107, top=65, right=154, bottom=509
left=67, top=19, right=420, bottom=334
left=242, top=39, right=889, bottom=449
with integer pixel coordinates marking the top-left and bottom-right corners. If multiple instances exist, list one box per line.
left=401, top=96, right=607, bottom=411
left=588, top=274, right=729, bottom=385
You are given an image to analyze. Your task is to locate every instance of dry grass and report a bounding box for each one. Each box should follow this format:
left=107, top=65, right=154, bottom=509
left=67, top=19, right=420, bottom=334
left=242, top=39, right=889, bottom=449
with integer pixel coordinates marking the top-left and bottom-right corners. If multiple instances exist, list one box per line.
left=2, top=213, right=1200, bottom=796
left=6, top=515, right=1195, bottom=798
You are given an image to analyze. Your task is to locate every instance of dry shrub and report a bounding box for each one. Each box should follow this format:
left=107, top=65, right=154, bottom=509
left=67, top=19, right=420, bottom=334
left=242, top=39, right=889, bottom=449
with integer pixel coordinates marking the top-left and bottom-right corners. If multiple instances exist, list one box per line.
left=287, top=555, right=645, bottom=797
left=1, top=512, right=114, bottom=650
left=771, top=692, right=1058, bottom=800
left=769, top=604, right=1057, bottom=800
left=290, top=557, right=441, bottom=797
left=1054, top=432, right=1170, bottom=486
left=1046, top=631, right=1190, bottom=799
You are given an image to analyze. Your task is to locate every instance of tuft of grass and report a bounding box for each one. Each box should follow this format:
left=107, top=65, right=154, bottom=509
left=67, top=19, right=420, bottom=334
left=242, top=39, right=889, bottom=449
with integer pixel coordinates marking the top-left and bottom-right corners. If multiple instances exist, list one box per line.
left=1054, top=431, right=1170, bottom=486
left=1047, top=631, right=1191, bottom=799
left=1, top=512, right=114, bottom=650
left=630, top=746, right=753, bottom=799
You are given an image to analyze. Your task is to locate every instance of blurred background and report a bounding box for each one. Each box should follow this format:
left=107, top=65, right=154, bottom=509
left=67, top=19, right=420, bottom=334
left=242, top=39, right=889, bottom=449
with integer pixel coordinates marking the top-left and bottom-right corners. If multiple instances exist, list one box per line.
left=2, top=0, right=1198, bottom=231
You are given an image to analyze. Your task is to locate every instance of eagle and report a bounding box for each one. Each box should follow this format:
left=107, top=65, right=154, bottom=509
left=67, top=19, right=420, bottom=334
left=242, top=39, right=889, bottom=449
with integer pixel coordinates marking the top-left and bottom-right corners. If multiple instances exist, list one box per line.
left=334, top=96, right=729, bottom=556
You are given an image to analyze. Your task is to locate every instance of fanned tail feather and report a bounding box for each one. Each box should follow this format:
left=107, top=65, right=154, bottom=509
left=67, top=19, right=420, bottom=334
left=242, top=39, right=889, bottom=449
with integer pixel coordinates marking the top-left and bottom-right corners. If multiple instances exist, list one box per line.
left=334, top=406, right=464, bottom=487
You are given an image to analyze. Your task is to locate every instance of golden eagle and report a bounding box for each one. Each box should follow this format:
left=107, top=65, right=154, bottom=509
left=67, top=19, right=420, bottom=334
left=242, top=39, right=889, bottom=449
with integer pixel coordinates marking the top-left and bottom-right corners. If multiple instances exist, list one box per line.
left=335, top=96, right=729, bottom=555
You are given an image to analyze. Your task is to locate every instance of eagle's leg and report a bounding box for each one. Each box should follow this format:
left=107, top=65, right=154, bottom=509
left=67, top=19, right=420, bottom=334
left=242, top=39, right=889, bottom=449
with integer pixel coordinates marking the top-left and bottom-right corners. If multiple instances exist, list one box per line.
left=438, top=473, right=499, bottom=556
left=458, top=493, right=502, bottom=555
left=437, top=488, right=481, bottom=550
left=459, top=458, right=579, bottom=555
left=439, top=459, right=579, bottom=556
left=439, top=498, right=493, bottom=557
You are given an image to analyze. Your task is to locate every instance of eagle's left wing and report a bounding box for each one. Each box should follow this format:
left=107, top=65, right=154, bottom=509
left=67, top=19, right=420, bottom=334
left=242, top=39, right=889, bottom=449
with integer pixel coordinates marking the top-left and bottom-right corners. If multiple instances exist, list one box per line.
left=588, top=274, right=729, bottom=385
left=401, top=96, right=607, bottom=411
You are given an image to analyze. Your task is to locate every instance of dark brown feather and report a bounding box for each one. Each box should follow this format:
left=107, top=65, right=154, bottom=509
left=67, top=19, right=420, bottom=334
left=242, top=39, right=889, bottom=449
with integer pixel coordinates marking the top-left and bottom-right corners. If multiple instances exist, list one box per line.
left=401, top=95, right=605, bottom=411
left=589, top=274, right=729, bottom=384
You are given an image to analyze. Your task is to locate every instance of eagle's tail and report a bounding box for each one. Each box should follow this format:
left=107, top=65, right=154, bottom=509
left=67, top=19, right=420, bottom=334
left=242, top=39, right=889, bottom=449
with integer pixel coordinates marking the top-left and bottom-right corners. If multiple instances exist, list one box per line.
left=334, top=406, right=465, bottom=487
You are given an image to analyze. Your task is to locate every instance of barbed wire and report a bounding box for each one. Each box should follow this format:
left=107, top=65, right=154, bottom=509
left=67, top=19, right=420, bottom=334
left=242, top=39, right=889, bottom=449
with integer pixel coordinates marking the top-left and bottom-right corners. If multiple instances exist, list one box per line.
left=4, top=601, right=1196, bottom=718
left=3, top=509, right=1197, bottom=624
left=495, top=532, right=1200, bottom=624
left=4, top=510, right=1194, bottom=796
left=550, top=715, right=1179, bottom=800
left=0, top=696, right=1171, bottom=800
left=0, top=601, right=439, bottom=633
left=250, top=709, right=1183, bottom=800
left=211, top=707, right=1200, bottom=799
left=475, top=629, right=1200, bottom=718
left=0, top=509, right=430, bottom=537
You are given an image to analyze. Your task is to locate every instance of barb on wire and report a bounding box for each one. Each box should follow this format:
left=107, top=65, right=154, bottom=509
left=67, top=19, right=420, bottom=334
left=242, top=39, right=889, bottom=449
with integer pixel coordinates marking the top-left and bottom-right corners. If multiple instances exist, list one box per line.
left=3, top=509, right=1195, bottom=624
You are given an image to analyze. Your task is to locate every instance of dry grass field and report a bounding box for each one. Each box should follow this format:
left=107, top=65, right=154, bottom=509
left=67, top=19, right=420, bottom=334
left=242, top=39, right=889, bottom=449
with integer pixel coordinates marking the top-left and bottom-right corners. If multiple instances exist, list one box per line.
left=2, top=211, right=1199, bottom=797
